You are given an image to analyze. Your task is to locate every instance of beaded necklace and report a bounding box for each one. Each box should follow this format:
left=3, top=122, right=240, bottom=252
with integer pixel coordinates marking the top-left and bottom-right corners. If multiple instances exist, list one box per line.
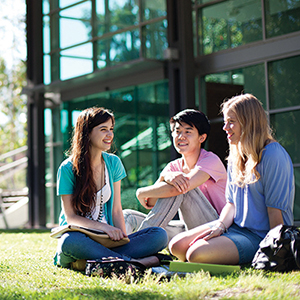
left=86, top=162, right=106, bottom=222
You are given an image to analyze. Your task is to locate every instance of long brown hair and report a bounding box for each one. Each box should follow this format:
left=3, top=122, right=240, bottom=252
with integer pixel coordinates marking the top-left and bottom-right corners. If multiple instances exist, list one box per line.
left=69, top=107, right=115, bottom=215
left=221, top=94, right=275, bottom=187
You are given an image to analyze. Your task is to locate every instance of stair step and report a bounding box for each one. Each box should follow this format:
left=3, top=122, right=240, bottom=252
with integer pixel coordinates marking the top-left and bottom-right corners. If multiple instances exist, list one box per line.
left=0, top=189, right=28, bottom=211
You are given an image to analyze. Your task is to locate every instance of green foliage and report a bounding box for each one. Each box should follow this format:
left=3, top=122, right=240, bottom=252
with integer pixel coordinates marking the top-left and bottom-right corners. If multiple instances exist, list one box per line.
left=1, top=230, right=300, bottom=300
left=0, top=58, right=27, bottom=155
left=0, top=168, right=27, bottom=190
left=0, top=57, right=27, bottom=190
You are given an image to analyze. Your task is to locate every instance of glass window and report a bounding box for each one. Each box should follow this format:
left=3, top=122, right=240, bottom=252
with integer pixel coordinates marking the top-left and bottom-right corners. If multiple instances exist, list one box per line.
left=270, top=110, right=300, bottom=221
left=59, top=2, right=92, bottom=49
left=268, top=55, right=300, bottom=110
left=44, top=55, right=51, bottom=85
left=72, top=110, right=81, bottom=127
left=135, top=80, right=169, bottom=104
left=270, top=110, right=300, bottom=164
left=44, top=108, right=52, bottom=204
left=95, top=0, right=108, bottom=36
left=97, top=29, right=140, bottom=69
left=44, top=0, right=167, bottom=82
left=44, top=108, right=52, bottom=141
left=109, top=0, right=139, bottom=31
left=198, top=0, right=262, bottom=55
left=43, top=16, right=50, bottom=54
left=142, top=20, right=168, bottom=59
left=204, top=64, right=266, bottom=111
left=242, top=64, right=266, bottom=108
left=96, top=0, right=141, bottom=34
left=60, top=56, right=93, bottom=80
left=43, top=0, right=50, bottom=15
left=293, top=168, right=300, bottom=221
left=61, top=110, right=69, bottom=133
left=59, top=0, right=83, bottom=9
left=265, top=0, right=300, bottom=38
left=155, top=81, right=169, bottom=104
left=141, top=0, right=167, bottom=22
left=137, top=84, right=155, bottom=103
left=60, top=1, right=92, bottom=19
left=59, top=17, right=91, bottom=49
left=61, top=43, right=93, bottom=58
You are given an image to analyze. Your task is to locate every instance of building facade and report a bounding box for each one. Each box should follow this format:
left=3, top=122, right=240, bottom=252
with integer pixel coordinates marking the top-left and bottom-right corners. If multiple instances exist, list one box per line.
left=26, top=0, right=300, bottom=227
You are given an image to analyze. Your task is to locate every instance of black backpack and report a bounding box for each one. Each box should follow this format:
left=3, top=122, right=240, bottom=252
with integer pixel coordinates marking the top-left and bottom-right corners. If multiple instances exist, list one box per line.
left=252, top=224, right=300, bottom=272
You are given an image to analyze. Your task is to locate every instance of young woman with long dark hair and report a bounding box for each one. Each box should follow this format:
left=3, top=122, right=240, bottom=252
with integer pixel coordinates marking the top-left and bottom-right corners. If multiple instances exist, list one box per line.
left=54, top=107, right=168, bottom=269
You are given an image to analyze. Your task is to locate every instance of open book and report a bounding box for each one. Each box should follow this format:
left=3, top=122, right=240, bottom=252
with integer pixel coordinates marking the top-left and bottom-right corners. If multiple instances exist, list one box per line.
left=50, top=224, right=130, bottom=248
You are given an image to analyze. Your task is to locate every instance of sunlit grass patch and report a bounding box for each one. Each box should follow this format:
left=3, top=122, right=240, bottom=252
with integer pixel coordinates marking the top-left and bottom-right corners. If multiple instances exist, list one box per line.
left=0, top=230, right=300, bottom=300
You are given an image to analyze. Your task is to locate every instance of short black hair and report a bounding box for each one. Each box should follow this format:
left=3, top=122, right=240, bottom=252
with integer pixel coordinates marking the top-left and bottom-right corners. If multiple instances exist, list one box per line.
left=170, top=109, right=210, bottom=147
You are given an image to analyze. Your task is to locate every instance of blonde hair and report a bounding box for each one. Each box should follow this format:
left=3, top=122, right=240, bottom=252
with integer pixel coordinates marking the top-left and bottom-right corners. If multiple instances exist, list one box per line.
left=221, top=94, right=275, bottom=187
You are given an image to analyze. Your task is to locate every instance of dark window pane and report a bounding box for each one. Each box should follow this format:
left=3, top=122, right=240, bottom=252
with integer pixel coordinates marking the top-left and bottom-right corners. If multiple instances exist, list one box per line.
left=97, top=30, right=140, bottom=69
left=270, top=111, right=300, bottom=164
left=109, top=0, right=139, bottom=31
left=142, top=20, right=168, bottom=59
left=141, top=0, right=167, bottom=22
left=265, top=0, right=300, bottom=38
left=293, top=167, right=300, bottom=221
left=199, top=0, right=262, bottom=55
left=269, top=55, right=300, bottom=109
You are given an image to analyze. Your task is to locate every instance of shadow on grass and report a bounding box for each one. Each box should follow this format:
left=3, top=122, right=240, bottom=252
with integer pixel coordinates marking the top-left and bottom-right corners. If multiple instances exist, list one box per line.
left=0, top=281, right=174, bottom=300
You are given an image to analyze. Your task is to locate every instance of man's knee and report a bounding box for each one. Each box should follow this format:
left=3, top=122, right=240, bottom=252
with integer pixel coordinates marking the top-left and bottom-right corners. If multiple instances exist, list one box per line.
left=123, top=209, right=146, bottom=234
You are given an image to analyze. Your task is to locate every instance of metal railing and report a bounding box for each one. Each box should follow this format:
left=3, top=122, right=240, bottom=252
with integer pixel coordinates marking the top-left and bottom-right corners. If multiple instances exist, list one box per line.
left=0, top=146, right=28, bottom=228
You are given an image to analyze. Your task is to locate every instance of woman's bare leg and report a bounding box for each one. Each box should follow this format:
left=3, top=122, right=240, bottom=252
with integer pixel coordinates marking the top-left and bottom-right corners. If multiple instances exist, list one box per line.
left=186, top=235, right=239, bottom=265
left=169, top=222, right=240, bottom=265
left=169, top=223, right=211, bottom=261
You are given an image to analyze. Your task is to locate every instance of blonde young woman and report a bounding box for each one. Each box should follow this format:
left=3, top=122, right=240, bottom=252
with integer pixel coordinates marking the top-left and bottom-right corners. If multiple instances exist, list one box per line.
left=54, top=107, right=168, bottom=269
left=169, top=94, right=294, bottom=265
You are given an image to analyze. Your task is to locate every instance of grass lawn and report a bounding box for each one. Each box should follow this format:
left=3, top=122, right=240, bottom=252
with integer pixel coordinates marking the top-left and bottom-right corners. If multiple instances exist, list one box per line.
left=0, top=230, right=300, bottom=300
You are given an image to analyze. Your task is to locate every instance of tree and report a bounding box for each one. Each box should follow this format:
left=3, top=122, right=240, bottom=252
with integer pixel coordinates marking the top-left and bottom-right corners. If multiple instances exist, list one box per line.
left=0, top=58, right=27, bottom=155
left=0, top=58, right=27, bottom=190
left=0, top=0, right=27, bottom=155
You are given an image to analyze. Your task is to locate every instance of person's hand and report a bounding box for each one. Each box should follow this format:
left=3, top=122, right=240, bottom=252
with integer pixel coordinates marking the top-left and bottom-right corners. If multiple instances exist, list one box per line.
left=163, top=173, right=190, bottom=193
left=140, top=197, right=155, bottom=209
left=101, top=224, right=126, bottom=241
left=189, top=225, right=225, bottom=246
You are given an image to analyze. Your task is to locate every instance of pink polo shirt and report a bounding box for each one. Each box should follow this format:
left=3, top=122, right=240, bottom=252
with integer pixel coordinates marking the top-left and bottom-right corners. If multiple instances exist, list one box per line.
left=161, top=149, right=227, bottom=214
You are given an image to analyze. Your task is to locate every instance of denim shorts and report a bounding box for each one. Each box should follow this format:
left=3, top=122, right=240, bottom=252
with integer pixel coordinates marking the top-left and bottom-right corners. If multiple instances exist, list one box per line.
left=222, top=223, right=263, bottom=264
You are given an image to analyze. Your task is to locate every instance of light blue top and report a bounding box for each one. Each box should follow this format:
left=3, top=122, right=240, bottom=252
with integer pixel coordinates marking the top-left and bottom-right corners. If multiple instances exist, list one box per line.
left=226, top=142, right=294, bottom=238
left=56, top=151, right=126, bottom=226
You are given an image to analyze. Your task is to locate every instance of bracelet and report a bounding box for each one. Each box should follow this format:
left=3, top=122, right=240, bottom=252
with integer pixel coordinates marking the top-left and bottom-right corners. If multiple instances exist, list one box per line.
left=212, top=226, right=225, bottom=234
left=219, top=221, right=228, bottom=233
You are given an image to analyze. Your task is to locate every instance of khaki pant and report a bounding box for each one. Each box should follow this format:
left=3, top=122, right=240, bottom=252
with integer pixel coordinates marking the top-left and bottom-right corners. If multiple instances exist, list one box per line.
left=123, top=188, right=219, bottom=241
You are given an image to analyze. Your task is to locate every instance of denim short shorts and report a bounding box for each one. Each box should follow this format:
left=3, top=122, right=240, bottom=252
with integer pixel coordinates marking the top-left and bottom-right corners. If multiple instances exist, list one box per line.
left=222, top=223, right=263, bottom=264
